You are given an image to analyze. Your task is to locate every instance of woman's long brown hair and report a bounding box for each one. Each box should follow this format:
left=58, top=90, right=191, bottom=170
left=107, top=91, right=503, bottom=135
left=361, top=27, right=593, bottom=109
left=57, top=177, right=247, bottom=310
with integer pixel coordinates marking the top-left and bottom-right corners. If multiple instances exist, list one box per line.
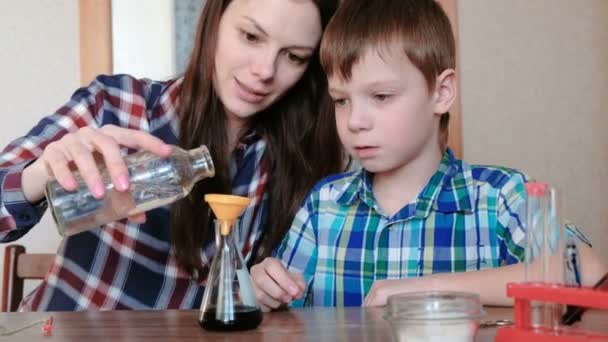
left=171, top=0, right=342, bottom=279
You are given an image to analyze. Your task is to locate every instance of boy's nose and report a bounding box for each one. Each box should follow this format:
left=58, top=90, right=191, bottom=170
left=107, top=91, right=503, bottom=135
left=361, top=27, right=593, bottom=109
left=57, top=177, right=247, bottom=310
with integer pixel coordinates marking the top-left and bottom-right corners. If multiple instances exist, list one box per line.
left=347, top=106, right=372, bottom=132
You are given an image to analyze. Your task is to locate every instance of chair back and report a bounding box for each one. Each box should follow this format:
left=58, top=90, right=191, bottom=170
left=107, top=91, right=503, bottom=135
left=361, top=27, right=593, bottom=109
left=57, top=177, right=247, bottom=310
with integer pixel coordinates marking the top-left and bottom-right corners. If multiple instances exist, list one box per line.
left=2, top=244, right=54, bottom=312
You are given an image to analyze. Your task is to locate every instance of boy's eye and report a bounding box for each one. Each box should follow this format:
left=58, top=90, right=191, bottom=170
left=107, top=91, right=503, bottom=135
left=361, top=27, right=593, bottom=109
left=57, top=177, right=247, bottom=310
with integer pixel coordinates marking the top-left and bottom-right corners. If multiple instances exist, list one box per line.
left=373, top=94, right=392, bottom=102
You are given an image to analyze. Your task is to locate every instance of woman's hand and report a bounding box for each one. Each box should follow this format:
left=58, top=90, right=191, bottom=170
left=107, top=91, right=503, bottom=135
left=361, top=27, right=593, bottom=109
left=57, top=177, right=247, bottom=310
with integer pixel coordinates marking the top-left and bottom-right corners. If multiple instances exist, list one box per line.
left=250, top=257, right=306, bottom=312
left=22, top=125, right=171, bottom=221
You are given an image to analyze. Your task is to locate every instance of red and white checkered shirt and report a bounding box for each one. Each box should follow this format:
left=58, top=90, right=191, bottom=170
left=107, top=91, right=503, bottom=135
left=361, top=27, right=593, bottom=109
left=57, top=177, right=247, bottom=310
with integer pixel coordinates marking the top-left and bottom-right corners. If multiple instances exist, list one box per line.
left=0, top=74, right=269, bottom=311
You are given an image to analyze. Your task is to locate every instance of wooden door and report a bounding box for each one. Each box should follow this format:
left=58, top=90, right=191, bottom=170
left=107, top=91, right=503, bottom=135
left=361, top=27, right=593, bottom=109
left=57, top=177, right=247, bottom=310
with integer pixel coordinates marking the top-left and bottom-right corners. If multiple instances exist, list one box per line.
left=79, top=0, right=112, bottom=86
left=437, top=0, right=463, bottom=157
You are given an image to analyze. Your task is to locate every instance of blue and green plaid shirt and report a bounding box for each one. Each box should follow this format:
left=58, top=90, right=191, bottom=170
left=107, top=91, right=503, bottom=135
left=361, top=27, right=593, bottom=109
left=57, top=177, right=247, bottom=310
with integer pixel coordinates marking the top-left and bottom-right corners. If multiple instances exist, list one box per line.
left=275, top=149, right=528, bottom=307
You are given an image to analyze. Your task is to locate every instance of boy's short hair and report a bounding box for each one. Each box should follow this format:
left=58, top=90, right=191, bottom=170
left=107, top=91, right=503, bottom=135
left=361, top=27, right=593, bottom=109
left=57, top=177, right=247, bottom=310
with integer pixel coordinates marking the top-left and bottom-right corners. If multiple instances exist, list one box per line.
left=320, top=0, right=455, bottom=138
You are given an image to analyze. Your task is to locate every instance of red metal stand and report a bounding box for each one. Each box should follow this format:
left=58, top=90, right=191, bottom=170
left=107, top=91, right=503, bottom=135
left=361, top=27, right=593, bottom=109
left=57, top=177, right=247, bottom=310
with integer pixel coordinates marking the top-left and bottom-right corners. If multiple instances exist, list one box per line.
left=496, top=283, right=608, bottom=341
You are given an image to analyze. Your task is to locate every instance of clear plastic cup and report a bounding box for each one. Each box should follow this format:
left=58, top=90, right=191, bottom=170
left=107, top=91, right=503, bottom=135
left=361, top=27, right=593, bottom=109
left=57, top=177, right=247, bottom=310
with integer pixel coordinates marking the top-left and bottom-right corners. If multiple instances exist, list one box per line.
left=384, top=291, right=485, bottom=342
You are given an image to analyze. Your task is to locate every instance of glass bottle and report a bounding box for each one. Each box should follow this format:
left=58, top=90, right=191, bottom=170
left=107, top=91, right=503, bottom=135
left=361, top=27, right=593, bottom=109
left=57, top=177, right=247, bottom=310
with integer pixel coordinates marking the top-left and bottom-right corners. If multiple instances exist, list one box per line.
left=46, top=145, right=215, bottom=237
left=199, top=194, right=263, bottom=331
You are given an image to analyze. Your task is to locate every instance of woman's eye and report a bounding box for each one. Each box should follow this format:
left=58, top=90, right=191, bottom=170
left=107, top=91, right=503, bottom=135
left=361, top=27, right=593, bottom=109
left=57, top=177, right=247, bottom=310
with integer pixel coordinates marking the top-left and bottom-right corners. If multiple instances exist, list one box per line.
left=333, top=98, right=348, bottom=106
left=287, top=53, right=307, bottom=64
left=241, top=30, right=260, bottom=43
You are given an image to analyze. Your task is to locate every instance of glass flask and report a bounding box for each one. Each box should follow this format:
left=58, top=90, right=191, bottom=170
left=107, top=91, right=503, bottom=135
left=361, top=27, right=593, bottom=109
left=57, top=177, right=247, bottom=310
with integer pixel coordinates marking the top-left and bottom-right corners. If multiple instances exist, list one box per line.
left=46, top=145, right=215, bottom=237
left=199, top=194, right=262, bottom=331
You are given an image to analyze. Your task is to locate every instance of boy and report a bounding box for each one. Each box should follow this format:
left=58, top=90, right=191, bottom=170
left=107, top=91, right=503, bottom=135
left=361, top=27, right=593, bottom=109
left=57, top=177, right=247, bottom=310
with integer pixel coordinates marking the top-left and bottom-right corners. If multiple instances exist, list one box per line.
left=251, top=0, right=606, bottom=310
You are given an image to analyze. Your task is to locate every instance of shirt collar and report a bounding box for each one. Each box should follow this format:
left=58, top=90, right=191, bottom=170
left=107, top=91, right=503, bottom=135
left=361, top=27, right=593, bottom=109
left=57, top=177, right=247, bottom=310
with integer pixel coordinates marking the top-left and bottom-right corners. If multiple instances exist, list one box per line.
left=230, top=130, right=264, bottom=179
left=421, top=148, right=475, bottom=215
left=336, top=148, right=475, bottom=219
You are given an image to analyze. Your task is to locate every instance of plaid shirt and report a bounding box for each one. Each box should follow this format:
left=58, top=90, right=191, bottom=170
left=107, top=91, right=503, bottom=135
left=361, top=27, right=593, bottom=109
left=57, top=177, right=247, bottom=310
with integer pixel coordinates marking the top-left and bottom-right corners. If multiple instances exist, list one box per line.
left=0, top=74, right=269, bottom=311
left=276, top=149, right=528, bottom=307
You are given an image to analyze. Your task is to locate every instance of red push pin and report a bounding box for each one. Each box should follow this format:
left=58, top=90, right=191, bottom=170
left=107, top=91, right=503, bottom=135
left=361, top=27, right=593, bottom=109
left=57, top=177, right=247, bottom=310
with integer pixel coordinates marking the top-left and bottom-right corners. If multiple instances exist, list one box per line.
left=42, top=316, right=53, bottom=337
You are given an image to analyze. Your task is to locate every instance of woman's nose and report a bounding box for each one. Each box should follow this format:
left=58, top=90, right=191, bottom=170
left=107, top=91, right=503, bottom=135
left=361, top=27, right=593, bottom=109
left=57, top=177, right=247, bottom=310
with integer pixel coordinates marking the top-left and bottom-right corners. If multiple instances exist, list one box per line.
left=251, top=51, right=277, bottom=82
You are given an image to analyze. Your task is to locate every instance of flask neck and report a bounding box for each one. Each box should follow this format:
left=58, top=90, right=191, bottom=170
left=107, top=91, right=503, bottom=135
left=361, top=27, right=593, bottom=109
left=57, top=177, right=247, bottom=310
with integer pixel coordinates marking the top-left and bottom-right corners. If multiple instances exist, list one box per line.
left=189, top=145, right=215, bottom=181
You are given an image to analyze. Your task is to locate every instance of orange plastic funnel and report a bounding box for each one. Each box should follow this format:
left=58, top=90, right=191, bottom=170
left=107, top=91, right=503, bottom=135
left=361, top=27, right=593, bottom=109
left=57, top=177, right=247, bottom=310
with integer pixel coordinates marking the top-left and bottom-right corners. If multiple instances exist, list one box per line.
left=205, top=194, right=250, bottom=236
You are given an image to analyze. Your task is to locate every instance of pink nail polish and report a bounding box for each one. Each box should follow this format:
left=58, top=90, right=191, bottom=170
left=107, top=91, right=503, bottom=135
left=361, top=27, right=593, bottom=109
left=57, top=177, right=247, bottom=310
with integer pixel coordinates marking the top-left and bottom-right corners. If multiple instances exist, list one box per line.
left=66, top=179, right=77, bottom=190
left=94, top=183, right=105, bottom=198
left=118, top=175, right=129, bottom=191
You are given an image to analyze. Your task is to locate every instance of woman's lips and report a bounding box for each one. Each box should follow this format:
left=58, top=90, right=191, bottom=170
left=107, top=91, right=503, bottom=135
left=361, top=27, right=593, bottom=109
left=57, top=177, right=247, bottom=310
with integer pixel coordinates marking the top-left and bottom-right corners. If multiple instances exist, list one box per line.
left=235, top=78, right=269, bottom=104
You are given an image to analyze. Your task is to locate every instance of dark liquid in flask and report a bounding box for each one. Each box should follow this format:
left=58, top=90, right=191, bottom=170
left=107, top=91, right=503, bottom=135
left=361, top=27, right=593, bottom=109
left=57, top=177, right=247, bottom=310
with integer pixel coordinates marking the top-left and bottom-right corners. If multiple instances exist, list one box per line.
left=199, top=305, right=263, bottom=331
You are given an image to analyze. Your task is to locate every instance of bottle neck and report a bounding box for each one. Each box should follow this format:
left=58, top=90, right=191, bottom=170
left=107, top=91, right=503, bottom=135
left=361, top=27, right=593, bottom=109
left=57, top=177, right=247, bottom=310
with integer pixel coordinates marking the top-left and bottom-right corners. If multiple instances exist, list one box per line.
left=189, top=145, right=215, bottom=181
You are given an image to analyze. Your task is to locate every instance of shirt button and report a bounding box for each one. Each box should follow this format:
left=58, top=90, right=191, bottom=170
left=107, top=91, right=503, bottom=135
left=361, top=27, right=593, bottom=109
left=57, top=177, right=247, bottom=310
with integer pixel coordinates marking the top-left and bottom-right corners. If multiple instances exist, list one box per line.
left=18, top=213, right=31, bottom=221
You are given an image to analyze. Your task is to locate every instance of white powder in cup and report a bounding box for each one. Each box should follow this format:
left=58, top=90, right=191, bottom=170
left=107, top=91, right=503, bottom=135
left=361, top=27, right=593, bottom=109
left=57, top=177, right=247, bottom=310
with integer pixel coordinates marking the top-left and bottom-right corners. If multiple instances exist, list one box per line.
left=384, top=292, right=484, bottom=342
left=389, top=316, right=478, bottom=342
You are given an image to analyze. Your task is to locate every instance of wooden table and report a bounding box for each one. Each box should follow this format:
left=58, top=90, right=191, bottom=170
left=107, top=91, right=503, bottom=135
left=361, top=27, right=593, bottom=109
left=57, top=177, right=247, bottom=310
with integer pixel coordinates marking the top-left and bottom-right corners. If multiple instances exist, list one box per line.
left=0, top=307, right=516, bottom=341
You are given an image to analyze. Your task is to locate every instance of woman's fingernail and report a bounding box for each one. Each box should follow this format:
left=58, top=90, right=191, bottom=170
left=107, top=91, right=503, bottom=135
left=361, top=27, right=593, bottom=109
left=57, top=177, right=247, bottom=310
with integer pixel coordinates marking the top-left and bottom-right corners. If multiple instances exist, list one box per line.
left=94, top=183, right=105, bottom=198
left=117, top=175, right=129, bottom=191
left=65, top=178, right=77, bottom=190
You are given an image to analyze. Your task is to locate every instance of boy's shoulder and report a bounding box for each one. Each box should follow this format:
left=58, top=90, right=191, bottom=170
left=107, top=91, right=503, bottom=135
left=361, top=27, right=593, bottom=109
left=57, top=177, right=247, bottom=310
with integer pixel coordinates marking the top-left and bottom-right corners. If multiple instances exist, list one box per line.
left=311, top=170, right=360, bottom=192
left=439, top=150, right=528, bottom=194
left=306, top=170, right=362, bottom=205
left=435, top=157, right=528, bottom=213
left=466, top=163, right=528, bottom=189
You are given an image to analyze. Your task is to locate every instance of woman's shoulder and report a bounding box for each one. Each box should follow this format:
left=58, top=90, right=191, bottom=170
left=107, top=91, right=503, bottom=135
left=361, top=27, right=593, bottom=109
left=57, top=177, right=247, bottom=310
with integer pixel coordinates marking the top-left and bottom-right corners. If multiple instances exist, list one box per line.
left=84, top=74, right=182, bottom=123
left=88, top=74, right=181, bottom=101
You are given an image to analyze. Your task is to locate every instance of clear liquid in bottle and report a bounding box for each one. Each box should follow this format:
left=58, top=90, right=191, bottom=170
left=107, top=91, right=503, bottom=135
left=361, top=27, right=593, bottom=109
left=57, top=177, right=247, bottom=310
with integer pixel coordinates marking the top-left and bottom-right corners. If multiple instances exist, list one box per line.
left=46, top=145, right=214, bottom=236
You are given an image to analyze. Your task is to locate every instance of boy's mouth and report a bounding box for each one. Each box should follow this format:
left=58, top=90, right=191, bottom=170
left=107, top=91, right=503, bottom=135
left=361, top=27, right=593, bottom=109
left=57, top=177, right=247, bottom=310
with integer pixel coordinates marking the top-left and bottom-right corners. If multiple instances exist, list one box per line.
left=354, top=146, right=378, bottom=159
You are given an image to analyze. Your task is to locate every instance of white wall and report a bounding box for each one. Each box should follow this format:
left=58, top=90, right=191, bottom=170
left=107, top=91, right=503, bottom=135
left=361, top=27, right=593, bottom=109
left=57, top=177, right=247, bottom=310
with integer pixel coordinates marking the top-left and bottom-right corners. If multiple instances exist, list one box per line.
left=0, top=1, right=79, bottom=293
left=111, top=0, right=176, bottom=80
left=459, top=0, right=608, bottom=262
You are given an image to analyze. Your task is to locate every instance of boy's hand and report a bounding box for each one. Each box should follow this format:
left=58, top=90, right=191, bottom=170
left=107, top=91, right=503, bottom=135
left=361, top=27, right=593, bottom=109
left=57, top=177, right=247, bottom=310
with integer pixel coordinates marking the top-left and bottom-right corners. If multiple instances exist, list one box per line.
left=364, top=278, right=423, bottom=307
left=251, top=257, right=306, bottom=312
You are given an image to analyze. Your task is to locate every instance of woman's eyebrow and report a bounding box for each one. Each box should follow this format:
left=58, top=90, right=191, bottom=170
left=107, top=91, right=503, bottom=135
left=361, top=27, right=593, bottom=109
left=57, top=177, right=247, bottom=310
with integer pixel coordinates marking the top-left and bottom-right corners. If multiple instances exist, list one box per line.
left=243, top=16, right=268, bottom=36
left=242, top=16, right=316, bottom=51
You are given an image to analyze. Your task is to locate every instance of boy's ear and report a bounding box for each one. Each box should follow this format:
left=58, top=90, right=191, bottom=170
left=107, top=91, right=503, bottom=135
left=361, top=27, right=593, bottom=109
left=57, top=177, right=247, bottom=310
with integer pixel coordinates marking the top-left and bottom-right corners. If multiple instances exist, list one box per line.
left=432, top=69, right=457, bottom=115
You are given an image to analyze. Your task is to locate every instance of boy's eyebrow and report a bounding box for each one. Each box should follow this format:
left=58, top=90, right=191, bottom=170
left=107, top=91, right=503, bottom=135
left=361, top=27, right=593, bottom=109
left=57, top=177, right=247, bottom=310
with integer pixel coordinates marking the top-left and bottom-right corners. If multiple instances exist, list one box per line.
left=242, top=16, right=315, bottom=51
left=364, top=80, right=401, bottom=89
left=328, top=87, right=346, bottom=94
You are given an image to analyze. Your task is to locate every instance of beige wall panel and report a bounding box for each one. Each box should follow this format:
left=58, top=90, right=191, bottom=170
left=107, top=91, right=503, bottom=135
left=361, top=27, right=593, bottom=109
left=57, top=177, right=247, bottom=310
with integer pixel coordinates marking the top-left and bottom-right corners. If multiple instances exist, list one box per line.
left=459, top=0, right=608, bottom=261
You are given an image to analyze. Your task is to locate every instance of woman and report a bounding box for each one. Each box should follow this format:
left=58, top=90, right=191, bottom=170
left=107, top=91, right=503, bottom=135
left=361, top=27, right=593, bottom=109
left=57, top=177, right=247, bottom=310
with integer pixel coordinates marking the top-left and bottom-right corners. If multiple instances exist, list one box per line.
left=0, top=0, right=342, bottom=311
